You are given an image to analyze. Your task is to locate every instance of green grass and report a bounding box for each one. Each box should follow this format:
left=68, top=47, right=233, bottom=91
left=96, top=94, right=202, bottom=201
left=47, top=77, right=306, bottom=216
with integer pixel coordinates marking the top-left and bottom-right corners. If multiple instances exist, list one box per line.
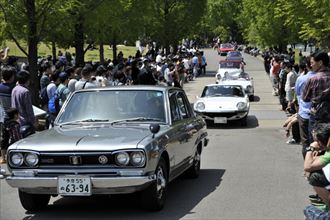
left=3, top=41, right=138, bottom=61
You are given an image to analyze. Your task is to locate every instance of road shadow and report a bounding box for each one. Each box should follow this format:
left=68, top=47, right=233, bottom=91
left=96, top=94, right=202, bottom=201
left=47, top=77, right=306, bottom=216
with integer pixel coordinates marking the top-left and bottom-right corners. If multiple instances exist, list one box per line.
left=206, top=115, right=259, bottom=129
left=251, top=95, right=260, bottom=102
left=23, top=169, right=225, bottom=220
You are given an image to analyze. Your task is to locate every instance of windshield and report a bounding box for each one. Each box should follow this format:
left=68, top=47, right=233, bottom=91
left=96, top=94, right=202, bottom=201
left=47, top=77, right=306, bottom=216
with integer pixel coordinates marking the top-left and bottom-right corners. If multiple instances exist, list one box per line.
left=221, top=43, right=233, bottom=48
left=201, top=85, right=244, bottom=98
left=56, top=90, right=166, bottom=125
left=227, top=51, right=241, bottom=57
left=219, top=62, right=241, bottom=69
left=223, top=71, right=250, bottom=80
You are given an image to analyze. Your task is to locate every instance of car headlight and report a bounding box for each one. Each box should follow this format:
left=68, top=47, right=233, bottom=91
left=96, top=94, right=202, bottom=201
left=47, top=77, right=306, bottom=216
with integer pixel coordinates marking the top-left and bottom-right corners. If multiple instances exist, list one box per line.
left=196, top=102, right=205, bottom=111
left=216, top=74, right=221, bottom=80
left=130, top=151, right=146, bottom=166
left=10, top=153, right=24, bottom=167
left=115, top=152, right=130, bottom=166
left=237, top=102, right=247, bottom=110
left=24, top=153, right=39, bottom=167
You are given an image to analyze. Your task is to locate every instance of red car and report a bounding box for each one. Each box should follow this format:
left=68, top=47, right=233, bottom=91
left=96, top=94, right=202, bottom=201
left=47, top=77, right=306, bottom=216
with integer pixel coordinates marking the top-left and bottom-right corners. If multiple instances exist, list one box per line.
left=217, top=43, right=235, bottom=56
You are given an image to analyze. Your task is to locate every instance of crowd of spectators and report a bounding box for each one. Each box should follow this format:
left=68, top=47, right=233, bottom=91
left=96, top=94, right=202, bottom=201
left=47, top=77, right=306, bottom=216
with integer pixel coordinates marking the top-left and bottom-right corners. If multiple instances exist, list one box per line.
left=264, top=49, right=330, bottom=218
left=0, top=46, right=207, bottom=164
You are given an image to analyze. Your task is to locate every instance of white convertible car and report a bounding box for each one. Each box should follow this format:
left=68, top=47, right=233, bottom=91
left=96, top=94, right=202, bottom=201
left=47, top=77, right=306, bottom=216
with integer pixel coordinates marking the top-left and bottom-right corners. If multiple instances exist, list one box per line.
left=215, top=70, right=254, bottom=101
left=194, top=84, right=250, bottom=126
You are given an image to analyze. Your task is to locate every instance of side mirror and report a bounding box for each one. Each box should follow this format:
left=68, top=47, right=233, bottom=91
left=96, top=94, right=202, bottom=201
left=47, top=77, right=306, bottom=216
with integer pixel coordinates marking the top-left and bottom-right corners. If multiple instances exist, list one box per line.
left=149, top=123, right=160, bottom=138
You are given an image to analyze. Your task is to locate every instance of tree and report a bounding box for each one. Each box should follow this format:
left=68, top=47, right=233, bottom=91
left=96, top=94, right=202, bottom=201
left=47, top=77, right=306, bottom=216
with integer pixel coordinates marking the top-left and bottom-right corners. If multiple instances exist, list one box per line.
left=0, top=0, right=70, bottom=104
left=146, top=0, right=207, bottom=53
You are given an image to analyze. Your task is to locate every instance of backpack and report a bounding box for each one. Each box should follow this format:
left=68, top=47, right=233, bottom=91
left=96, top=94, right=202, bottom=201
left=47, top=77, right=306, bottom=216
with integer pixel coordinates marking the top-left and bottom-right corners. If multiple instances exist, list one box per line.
left=48, top=87, right=65, bottom=114
left=39, top=87, right=49, bottom=106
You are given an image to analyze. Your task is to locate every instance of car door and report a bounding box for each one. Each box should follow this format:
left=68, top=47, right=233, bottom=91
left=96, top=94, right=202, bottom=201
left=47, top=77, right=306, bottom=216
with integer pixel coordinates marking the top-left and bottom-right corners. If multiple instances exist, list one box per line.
left=175, top=91, right=199, bottom=162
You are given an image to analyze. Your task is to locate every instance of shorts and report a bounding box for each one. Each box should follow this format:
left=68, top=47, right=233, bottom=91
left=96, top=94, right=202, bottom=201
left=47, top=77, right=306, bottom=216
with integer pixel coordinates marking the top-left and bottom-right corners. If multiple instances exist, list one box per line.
left=308, top=170, right=330, bottom=187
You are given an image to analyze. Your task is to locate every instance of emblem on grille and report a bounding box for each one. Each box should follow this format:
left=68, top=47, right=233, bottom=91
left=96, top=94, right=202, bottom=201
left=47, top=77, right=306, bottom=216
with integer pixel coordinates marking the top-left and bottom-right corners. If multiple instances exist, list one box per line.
left=98, top=155, right=108, bottom=164
left=219, top=106, right=222, bottom=108
left=69, top=156, right=82, bottom=165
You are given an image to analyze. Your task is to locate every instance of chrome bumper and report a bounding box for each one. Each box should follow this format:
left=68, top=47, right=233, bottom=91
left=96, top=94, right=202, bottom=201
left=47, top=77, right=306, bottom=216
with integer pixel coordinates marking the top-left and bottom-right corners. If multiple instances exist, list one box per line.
left=5, top=175, right=156, bottom=194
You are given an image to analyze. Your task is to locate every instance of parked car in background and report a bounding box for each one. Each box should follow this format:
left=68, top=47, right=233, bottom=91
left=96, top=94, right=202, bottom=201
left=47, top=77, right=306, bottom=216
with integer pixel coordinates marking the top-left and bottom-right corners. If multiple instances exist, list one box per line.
left=0, top=86, right=208, bottom=211
left=217, top=43, right=235, bottom=56
left=215, top=70, right=254, bottom=101
left=194, top=84, right=250, bottom=126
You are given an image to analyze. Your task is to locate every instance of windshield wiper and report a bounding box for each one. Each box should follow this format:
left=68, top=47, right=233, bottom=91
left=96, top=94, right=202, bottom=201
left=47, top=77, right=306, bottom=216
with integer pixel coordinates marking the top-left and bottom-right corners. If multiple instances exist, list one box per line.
left=58, top=119, right=110, bottom=126
left=111, top=117, right=162, bottom=125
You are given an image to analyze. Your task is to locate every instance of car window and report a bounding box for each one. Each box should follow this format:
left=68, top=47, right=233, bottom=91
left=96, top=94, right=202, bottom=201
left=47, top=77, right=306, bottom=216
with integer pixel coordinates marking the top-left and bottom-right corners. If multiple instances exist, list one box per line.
left=169, top=93, right=181, bottom=122
left=176, top=92, right=191, bottom=119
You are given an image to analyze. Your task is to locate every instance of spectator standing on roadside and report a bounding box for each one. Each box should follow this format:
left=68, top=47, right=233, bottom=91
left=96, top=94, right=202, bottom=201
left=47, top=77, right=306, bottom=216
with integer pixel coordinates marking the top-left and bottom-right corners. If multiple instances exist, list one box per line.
left=11, top=70, right=36, bottom=131
left=284, top=62, right=298, bottom=106
left=295, top=58, right=316, bottom=158
left=39, top=62, right=52, bottom=90
left=75, top=64, right=96, bottom=90
left=271, top=56, right=281, bottom=96
left=303, top=51, right=330, bottom=134
left=0, top=66, right=16, bottom=164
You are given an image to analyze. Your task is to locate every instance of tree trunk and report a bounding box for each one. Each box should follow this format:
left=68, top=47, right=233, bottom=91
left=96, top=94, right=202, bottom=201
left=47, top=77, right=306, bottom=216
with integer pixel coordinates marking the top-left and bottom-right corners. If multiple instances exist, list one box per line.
left=99, top=42, right=104, bottom=64
left=52, top=41, right=56, bottom=65
left=163, top=1, right=170, bottom=55
left=74, top=18, right=85, bottom=67
left=26, top=0, right=39, bottom=105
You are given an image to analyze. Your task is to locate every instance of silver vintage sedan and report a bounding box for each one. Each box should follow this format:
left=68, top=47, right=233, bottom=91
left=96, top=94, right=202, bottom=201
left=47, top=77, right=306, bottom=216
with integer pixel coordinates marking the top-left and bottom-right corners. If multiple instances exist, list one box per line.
left=0, top=86, right=208, bottom=211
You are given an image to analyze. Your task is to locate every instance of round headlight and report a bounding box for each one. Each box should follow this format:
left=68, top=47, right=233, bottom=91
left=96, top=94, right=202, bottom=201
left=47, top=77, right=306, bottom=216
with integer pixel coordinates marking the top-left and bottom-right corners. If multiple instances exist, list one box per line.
left=246, top=85, right=252, bottom=92
left=130, top=151, right=145, bottom=166
left=216, top=74, right=221, bottom=80
left=115, top=152, right=130, bottom=166
left=24, top=153, right=39, bottom=167
left=196, top=102, right=205, bottom=111
left=11, top=153, right=24, bottom=167
left=237, top=102, right=247, bottom=110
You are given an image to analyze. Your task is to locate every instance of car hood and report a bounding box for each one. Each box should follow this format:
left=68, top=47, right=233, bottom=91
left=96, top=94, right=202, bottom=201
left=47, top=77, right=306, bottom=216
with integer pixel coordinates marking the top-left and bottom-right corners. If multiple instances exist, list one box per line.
left=196, top=97, right=248, bottom=111
left=12, top=125, right=156, bottom=152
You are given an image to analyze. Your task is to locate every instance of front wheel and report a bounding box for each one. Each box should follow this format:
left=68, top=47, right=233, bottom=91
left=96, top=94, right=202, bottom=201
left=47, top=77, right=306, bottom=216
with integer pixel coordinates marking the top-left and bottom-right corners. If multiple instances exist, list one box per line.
left=240, top=116, right=248, bottom=127
left=141, top=158, right=168, bottom=211
left=18, top=190, right=50, bottom=211
left=185, top=149, right=201, bottom=178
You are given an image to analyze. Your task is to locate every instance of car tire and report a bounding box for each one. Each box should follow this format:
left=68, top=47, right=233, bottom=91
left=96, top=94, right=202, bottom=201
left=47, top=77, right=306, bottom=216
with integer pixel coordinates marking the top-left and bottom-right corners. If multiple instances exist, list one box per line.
left=18, top=190, right=50, bottom=211
left=249, top=95, right=254, bottom=101
left=240, top=116, right=248, bottom=127
left=141, top=157, right=168, bottom=211
left=185, top=149, right=201, bottom=178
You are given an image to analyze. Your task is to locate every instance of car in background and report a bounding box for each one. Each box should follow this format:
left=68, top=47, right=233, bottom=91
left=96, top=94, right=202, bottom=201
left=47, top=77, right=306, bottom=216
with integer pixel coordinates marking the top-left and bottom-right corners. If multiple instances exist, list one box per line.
left=194, top=84, right=250, bottom=126
left=217, top=43, right=235, bottom=56
left=216, top=60, right=243, bottom=79
left=226, top=51, right=242, bottom=59
left=0, top=86, right=208, bottom=211
left=215, top=70, right=254, bottom=101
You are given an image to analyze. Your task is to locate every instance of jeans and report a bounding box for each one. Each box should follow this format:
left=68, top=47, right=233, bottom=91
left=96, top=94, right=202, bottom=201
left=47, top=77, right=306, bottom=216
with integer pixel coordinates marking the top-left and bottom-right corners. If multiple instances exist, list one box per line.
left=304, top=205, right=330, bottom=220
left=298, top=114, right=310, bottom=158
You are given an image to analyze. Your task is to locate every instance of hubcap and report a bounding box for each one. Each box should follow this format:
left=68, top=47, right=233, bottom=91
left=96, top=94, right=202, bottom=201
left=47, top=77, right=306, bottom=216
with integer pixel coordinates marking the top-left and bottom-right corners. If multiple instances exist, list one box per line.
left=156, top=167, right=166, bottom=199
left=194, top=152, right=200, bottom=168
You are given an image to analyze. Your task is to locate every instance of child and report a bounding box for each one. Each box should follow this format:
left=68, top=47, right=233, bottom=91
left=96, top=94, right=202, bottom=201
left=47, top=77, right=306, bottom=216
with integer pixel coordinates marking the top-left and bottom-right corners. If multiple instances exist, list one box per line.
left=1, top=108, right=22, bottom=163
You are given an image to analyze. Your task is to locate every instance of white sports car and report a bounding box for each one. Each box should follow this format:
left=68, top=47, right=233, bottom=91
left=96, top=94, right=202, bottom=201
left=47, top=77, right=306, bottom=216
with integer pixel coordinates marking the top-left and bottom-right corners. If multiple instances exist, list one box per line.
left=194, top=84, right=250, bottom=126
left=215, top=70, right=254, bottom=101
left=216, top=60, right=243, bottom=79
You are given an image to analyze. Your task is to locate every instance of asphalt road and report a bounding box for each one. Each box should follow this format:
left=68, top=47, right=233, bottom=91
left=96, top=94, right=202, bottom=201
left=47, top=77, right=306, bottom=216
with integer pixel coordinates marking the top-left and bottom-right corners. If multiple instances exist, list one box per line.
left=0, top=50, right=312, bottom=220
